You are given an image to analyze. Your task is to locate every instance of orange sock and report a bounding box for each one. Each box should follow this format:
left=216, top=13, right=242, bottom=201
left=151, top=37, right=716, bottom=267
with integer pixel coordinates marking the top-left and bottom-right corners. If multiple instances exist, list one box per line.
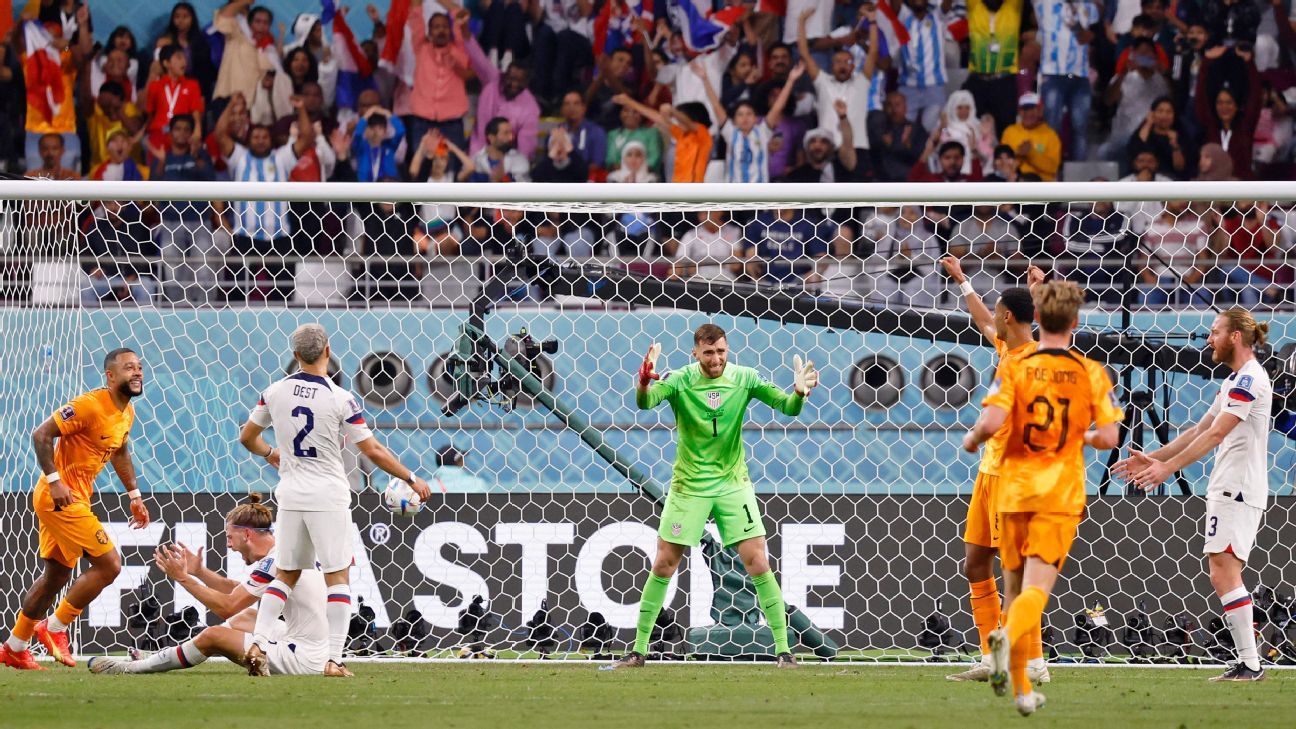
left=1005, top=586, right=1048, bottom=696
left=51, top=600, right=83, bottom=632
left=12, top=613, right=37, bottom=642
left=969, top=577, right=1001, bottom=656
left=1028, top=621, right=1044, bottom=661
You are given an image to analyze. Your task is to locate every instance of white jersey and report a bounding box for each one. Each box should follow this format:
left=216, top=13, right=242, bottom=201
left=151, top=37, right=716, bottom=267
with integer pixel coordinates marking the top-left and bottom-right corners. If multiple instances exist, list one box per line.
left=249, top=373, right=373, bottom=511
left=1204, top=359, right=1272, bottom=509
left=244, top=549, right=329, bottom=646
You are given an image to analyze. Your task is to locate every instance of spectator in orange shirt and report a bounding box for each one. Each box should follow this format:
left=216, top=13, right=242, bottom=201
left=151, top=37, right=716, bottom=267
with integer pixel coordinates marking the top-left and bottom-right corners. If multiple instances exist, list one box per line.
left=612, top=94, right=713, bottom=183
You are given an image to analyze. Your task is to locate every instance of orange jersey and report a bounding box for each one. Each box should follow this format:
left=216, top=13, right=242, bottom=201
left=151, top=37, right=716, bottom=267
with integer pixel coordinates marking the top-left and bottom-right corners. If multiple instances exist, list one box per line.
left=979, top=339, right=1038, bottom=477
left=34, top=389, right=135, bottom=505
left=984, top=348, right=1122, bottom=516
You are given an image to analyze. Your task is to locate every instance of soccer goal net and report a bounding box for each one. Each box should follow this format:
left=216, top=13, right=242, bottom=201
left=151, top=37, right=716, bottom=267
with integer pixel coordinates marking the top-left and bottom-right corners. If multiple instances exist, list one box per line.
left=1, top=179, right=1294, bottom=664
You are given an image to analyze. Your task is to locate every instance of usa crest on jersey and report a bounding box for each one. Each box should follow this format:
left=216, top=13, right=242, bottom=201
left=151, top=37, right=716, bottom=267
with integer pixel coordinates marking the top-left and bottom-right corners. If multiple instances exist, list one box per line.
left=707, top=391, right=722, bottom=409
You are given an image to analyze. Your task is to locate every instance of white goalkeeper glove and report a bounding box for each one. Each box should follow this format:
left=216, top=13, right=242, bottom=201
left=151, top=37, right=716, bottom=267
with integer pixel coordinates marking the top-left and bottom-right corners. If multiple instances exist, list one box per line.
left=792, top=354, right=818, bottom=396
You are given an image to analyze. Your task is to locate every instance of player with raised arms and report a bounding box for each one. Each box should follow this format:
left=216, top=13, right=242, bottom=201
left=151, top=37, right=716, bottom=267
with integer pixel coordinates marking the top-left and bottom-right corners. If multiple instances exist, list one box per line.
left=1, top=348, right=151, bottom=670
left=87, top=495, right=329, bottom=676
left=604, top=323, right=819, bottom=670
left=940, top=256, right=1050, bottom=685
left=963, top=281, right=1122, bottom=716
left=1114, top=309, right=1272, bottom=682
left=238, top=324, right=432, bottom=677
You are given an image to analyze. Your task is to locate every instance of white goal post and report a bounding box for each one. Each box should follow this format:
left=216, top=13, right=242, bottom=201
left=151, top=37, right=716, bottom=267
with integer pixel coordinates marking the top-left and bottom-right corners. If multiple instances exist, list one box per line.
left=1, top=179, right=1294, bottom=664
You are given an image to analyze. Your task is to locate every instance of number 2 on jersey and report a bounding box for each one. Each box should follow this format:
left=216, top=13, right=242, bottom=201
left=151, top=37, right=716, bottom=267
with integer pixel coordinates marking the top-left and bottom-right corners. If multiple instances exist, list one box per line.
left=1022, top=396, right=1071, bottom=452
left=291, top=405, right=318, bottom=458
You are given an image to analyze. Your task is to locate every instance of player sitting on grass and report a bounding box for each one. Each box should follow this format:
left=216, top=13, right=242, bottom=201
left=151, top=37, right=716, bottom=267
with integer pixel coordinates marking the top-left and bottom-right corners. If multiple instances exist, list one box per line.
left=87, top=495, right=328, bottom=676
left=963, top=281, right=1122, bottom=716
left=604, top=323, right=819, bottom=670
left=941, top=256, right=1050, bottom=685
left=1, top=348, right=151, bottom=671
left=1114, top=309, right=1272, bottom=682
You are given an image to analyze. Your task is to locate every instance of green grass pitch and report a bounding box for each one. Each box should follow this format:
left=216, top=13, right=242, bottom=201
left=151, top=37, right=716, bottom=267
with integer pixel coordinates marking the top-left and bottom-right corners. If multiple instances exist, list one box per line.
left=2, top=662, right=1292, bottom=728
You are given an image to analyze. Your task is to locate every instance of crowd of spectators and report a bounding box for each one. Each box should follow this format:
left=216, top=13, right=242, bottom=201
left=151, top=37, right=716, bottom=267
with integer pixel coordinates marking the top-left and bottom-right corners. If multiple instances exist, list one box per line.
left=0, top=0, right=1294, bottom=307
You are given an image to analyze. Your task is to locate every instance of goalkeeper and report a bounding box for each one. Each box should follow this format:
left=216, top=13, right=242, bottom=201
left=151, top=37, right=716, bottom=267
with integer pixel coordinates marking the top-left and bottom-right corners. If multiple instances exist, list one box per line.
left=605, top=323, right=819, bottom=670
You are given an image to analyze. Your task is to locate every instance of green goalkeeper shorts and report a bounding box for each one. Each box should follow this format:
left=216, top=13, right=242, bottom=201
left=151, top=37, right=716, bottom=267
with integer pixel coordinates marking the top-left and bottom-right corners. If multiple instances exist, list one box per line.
left=658, top=487, right=766, bottom=548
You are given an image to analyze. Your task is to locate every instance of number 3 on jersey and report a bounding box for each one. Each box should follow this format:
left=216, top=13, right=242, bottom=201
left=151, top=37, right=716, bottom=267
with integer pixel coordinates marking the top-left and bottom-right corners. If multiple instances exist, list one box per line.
left=1022, top=396, right=1071, bottom=452
left=291, top=405, right=318, bottom=458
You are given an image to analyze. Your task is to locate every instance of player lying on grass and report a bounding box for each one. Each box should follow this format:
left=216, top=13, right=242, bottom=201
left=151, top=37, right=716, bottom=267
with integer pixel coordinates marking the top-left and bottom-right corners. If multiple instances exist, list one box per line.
left=941, top=256, right=1050, bottom=685
left=2, top=348, right=151, bottom=671
left=963, top=281, right=1122, bottom=716
left=87, top=495, right=329, bottom=676
left=605, top=323, right=818, bottom=670
left=1114, top=309, right=1272, bottom=682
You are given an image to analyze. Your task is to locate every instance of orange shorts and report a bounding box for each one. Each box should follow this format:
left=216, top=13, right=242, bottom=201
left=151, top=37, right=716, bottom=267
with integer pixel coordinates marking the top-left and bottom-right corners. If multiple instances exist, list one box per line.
left=34, top=489, right=114, bottom=569
left=998, top=512, right=1080, bottom=573
left=963, top=471, right=1000, bottom=548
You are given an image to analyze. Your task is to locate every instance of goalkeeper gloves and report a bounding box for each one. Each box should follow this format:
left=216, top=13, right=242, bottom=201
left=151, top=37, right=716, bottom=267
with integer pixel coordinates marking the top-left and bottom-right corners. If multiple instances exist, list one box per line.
left=637, top=343, right=662, bottom=389
left=793, top=354, right=818, bottom=396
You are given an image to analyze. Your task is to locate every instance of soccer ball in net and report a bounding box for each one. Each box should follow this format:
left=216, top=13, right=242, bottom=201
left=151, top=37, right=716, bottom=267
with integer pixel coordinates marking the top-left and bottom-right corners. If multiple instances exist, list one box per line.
left=382, top=480, right=422, bottom=517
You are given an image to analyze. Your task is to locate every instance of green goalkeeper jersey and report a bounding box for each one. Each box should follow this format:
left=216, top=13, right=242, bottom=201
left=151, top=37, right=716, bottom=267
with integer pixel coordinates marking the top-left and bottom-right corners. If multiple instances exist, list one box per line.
left=636, top=362, right=805, bottom=497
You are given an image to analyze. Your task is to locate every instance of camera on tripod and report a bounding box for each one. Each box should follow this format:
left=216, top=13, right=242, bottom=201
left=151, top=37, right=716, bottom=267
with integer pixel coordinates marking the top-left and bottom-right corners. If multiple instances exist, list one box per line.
left=1072, top=602, right=1114, bottom=659
left=442, top=326, right=559, bottom=416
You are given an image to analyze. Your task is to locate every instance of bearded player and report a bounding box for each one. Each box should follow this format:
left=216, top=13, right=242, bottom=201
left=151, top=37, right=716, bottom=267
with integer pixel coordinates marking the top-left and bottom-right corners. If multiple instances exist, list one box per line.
left=1114, top=309, right=1272, bottom=682
left=963, top=281, right=1122, bottom=716
left=88, top=494, right=328, bottom=676
left=942, top=257, right=1050, bottom=684
left=604, top=323, right=819, bottom=670
left=1, top=348, right=151, bottom=670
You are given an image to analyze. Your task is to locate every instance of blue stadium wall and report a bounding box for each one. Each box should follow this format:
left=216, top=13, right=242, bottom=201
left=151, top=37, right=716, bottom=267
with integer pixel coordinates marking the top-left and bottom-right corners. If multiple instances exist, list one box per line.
left=2, top=308, right=1293, bottom=497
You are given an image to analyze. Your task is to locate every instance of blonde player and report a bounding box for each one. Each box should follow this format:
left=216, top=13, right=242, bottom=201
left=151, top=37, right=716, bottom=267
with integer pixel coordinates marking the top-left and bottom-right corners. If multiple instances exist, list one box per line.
left=942, top=257, right=1049, bottom=684
left=1114, top=309, right=1272, bottom=682
left=963, top=281, right=1122, bottom=716
left=1, top=348, right=151, bottom=670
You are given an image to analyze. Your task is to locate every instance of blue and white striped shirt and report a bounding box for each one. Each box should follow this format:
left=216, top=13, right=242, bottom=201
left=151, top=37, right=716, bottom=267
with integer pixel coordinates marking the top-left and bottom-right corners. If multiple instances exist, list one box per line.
left=848, top=45, right=889, bottom=113
left=898, top=6, right=947, bottom=89
left=722, top=121, right=772, bottom=184
left=228, top=143, right=297, bottom=241
left=1035, top=0, right=1097, bottom=77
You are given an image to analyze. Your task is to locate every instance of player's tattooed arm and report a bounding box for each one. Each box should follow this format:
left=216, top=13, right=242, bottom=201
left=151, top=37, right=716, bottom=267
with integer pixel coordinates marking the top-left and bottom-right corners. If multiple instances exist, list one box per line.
left=940, top=256, right=996, bottom=343
left=32, top=417, right=73, bottom=507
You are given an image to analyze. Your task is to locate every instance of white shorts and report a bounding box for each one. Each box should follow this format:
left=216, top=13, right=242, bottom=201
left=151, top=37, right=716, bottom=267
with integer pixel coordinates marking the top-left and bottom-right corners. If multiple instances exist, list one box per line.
left=276, top=510, right=352, bottom=572
left=242, top=632, right=328, bottom=676
left=1203, top=498, right=1264, bottom=563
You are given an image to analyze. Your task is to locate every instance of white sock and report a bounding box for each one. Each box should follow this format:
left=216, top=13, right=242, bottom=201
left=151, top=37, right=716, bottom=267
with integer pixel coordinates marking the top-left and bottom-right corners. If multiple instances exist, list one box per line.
left=252, top=580, right=293, bottom=649
left=126, top=640, right=208, bottom=673
left=5, top=635, right=30, bottom=652
left=325, top=584, right=352, bottom=664
left=46, top=615, right=69, bottom=633
left=1220, top=586, right=1260, bottom=671
left=1027, top=657, right=1046, bottom=670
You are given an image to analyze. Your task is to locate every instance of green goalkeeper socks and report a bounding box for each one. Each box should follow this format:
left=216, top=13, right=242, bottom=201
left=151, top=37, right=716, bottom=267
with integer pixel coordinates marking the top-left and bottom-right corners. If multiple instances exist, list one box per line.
left=752, top=571, right=791, bottom=655
left=633, top=574, right=672, bottom=655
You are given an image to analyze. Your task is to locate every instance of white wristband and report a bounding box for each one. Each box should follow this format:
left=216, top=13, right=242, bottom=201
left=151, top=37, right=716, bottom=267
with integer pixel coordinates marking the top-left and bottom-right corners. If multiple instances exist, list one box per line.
left=406, top=471, right=417, bottom=485
left=45, top=471, right=60, bottom=483
left=127, top=490, right=142, bottom=501
left=959, top=280, right=976, bottom=296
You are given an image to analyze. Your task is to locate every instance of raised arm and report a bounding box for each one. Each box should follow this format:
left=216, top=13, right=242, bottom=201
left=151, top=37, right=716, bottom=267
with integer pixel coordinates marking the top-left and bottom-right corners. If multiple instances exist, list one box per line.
left=835, top=100, right=857, bottom=170
left=796, top=8, right=822, bottom=81
left=693, top=59, right=726, bottom=127
left=614, top=93, right=667, bottom=127
left=940, top=255, right=996, bottom=342
left=765, top=62, right=805, bottom=129
left=290, top=96, right=315, bottom=157
left=861, top=7, right=880, bottom=78
left=214, top=92, right=245, bottom=159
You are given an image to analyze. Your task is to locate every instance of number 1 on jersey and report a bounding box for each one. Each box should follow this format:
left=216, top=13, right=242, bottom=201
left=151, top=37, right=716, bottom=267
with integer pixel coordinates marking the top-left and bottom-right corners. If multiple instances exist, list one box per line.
left=712, top=418, right=718, bottom=437
left=291, top=405, right=318, bottom=458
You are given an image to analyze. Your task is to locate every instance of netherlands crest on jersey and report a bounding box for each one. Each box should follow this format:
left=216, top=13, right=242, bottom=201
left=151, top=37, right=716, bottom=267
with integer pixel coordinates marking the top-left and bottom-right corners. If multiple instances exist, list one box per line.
left=707, top=391, right=722, bottom=409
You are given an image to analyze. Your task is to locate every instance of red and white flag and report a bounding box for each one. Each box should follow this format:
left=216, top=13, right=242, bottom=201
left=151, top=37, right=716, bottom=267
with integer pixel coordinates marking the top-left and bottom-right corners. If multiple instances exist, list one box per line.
left=23, top=21, right=65, bottom=124
left=379, top=0, right=416, bottom=87
left=874, top=1, right=910, bottom=57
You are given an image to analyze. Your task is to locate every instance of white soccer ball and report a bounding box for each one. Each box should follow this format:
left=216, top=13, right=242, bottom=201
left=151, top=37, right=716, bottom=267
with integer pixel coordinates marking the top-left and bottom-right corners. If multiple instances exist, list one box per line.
left=383, top=480, right=423, bottom=517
